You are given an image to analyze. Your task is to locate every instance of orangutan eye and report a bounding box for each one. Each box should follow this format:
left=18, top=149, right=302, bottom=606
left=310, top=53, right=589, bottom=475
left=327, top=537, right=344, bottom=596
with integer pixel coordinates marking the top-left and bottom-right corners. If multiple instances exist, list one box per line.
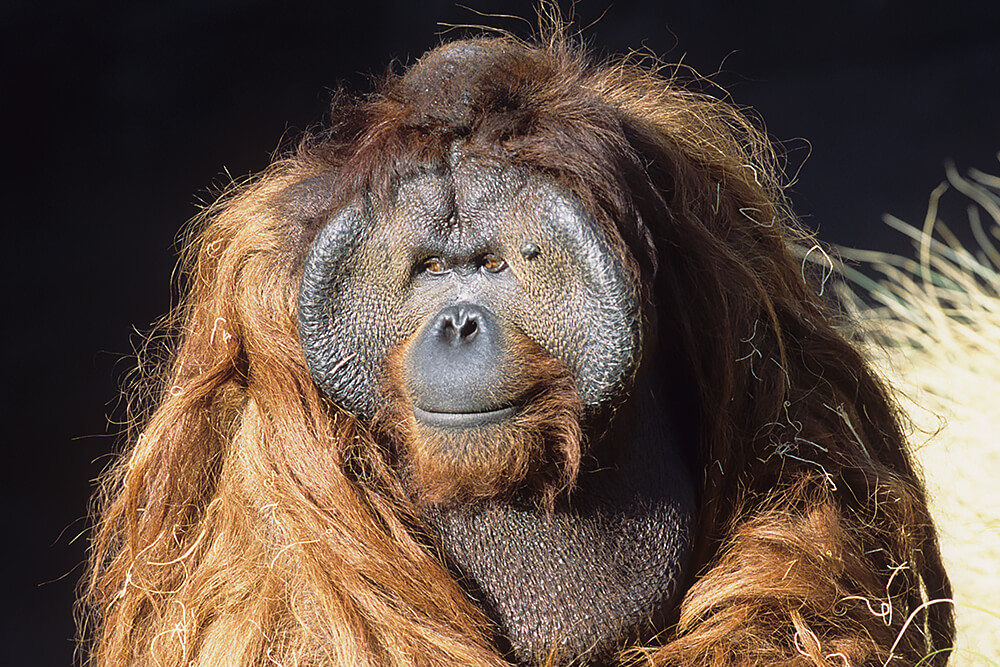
left=480, top=253, right=506, bottom=273
left=421, top=257, right=447, bottom=275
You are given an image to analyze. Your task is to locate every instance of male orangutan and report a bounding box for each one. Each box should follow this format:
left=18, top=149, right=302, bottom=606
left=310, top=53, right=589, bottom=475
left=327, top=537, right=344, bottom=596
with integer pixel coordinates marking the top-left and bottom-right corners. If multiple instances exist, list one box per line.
left=83, top=33, right=954, bottom=667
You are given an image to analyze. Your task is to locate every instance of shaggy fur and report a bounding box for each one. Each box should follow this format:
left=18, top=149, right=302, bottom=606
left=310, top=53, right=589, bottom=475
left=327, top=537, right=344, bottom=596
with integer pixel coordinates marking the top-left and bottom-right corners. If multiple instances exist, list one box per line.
left=82, top=30, right=954, bottom=667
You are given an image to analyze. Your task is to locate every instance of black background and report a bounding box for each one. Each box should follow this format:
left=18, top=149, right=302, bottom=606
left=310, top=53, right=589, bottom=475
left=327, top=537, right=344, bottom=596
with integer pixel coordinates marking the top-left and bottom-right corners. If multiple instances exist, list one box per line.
left=4, top=1, right=999, bottom=664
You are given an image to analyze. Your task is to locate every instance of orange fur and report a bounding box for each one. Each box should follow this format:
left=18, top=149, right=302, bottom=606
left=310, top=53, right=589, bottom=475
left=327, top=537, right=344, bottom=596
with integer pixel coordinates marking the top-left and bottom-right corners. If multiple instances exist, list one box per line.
left=81, top=29, right=953, bottom=666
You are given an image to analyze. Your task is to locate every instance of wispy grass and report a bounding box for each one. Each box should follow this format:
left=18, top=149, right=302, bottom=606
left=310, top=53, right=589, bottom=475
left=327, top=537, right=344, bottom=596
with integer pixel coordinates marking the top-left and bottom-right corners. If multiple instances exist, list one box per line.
left=834, top=156, right=1000, bottom=665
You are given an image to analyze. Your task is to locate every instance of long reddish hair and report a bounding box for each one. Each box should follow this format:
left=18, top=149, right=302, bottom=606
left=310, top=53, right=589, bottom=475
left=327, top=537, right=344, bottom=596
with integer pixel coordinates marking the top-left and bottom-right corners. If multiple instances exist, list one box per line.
left=82, top=28, right=953, bottom=667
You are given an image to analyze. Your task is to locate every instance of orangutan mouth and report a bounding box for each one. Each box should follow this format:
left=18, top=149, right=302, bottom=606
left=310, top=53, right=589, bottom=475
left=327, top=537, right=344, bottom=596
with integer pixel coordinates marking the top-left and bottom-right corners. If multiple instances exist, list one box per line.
left=412, top=405, right=518, bottom=428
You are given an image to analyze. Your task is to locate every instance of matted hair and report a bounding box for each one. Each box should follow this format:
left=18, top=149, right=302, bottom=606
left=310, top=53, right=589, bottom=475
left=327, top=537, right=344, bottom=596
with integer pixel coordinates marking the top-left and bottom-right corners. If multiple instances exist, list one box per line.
left=81, top=28, right=953, bottom=667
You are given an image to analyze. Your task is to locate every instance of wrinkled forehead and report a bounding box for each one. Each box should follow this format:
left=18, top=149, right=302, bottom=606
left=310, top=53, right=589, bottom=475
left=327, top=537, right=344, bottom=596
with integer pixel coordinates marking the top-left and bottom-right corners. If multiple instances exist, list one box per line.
left=373, top=159, right=611, bottom=255
left=381, top=159, right=526, bottom=230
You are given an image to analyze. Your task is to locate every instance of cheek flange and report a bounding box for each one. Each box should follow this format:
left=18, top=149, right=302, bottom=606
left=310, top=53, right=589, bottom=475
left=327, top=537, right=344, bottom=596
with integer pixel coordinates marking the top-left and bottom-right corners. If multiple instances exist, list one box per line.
left=298, top=205, right=397, bottom=419
left=506, top=185, right=643, bottom=412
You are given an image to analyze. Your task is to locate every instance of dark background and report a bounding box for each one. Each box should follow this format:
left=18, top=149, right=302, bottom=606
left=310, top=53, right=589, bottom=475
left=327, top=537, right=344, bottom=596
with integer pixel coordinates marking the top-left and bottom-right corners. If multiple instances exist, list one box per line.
left=4, top=1, right=999, bottom=664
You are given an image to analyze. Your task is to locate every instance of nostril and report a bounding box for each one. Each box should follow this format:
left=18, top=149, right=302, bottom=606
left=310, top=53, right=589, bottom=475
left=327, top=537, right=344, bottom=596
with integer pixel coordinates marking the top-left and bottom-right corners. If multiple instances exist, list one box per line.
left=434, top=306, right=482, bottom=346
left=459, top=317, right=478, bottom=341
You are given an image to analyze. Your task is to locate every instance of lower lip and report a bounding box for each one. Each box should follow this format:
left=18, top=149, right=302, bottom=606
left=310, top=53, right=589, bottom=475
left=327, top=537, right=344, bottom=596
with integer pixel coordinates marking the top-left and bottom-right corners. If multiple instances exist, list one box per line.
left=412, top=405, right=517, bottom=428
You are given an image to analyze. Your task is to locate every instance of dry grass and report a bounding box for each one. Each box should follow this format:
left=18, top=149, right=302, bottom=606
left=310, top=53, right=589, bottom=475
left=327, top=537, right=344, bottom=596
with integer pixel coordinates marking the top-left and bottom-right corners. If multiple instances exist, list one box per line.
left=835, top=157, right=1000, bottom=665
